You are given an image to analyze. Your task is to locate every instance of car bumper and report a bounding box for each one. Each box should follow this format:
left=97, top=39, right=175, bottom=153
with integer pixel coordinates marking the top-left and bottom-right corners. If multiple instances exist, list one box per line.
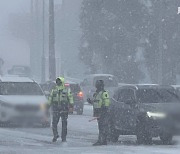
left=146, top=118, right=180, bottom=136
left=1, top=107, right=50, bottom=125
left=9, top=115, right=49, bottom=125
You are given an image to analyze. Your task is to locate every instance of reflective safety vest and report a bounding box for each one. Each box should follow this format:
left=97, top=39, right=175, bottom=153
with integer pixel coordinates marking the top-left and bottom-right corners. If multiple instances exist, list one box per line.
left=93, top=90, right=110, bottom=109
left=48, top=86, right=73, bottom=106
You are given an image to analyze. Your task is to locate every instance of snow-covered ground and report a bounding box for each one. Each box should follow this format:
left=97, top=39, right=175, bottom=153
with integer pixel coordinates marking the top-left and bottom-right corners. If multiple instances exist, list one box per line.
left=0, top=105, right=180, bottom=154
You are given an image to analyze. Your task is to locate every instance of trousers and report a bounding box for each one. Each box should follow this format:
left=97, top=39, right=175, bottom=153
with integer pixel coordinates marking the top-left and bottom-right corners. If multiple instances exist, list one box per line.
left=97, top=113, right=109, bottom=143
left=52, top=110, right=68, bottom=141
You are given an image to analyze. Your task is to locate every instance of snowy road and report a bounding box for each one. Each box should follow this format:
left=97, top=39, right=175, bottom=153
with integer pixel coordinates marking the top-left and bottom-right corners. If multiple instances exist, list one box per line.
left=0, top=105, right=180, bottom=154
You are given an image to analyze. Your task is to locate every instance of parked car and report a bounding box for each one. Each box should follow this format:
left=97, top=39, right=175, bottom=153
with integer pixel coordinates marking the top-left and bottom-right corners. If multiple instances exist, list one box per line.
left=8, top=65, right=31, bottom=78
left=80, top=74, right=118, bottom=100
left=40, top=80, right=84, bottom=115
left=65, top=81, right=84, bottom=115
left=0, top=76, right=50, bottom=127
left=109, top=84, right=180, bottom=144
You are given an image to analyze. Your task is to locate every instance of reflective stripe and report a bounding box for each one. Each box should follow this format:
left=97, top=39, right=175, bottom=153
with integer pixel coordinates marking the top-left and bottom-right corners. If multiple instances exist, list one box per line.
left=93, top=91, right=110, bottom=109
left=102, top=91, right=110, bottom=107
left=50, top=88, right=70, bottom=105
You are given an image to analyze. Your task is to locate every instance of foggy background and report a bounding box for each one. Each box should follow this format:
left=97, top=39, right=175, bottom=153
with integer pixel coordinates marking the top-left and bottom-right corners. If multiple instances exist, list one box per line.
left=0, top=0, right=84, bottom=82
left=1, top=0, right=180, bottom=85
left=0, top=0, right=29, bottom=72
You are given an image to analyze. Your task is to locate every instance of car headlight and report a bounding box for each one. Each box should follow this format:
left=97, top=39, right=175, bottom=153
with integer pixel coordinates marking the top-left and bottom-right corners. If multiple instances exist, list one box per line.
left=147, top=111, right=166, bottom=118
left=40, top=103, right=46, bottom=111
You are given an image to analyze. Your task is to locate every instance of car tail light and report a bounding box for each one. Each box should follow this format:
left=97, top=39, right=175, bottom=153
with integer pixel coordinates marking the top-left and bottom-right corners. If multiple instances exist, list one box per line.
left=65, top=83, right=70, bottom=87
left=77, top=91, right=83, bottom=98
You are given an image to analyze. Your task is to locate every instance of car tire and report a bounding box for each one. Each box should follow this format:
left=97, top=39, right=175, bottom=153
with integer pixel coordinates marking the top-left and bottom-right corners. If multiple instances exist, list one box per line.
left=160, top=134, right=173, bottom=145
left=109, top=123, right=119, bottom=143
left=136, top=122, right=152, bottom=145
left=111, top=131, right=119, bottom=143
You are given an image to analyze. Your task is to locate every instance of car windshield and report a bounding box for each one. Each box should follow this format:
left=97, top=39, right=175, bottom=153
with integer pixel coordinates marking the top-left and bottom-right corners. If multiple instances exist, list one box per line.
left=70, top=84, right=81, bottom=93
left=136, top=89, right=161, bottom=103
left=156, top=88, right=180, bottom=103
left=93, top=76, right=118, bottom=87
left=136, top=88, right=180, bottom=103
left=0, top=82, right=44, bottom=95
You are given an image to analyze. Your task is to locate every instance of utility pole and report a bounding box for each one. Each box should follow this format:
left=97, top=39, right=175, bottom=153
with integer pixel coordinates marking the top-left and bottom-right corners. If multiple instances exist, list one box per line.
left=41, top=0, right=45, bottom=82
left=158, top=0, right=163, bottom=84
left=49, top=0, right=56, bottom=80
left=30, top=0, right=34, bottom=76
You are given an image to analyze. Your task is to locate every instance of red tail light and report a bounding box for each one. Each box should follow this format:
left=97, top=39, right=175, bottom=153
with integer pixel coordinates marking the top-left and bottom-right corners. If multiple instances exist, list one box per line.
left=65, top=83, right=70, bottom=87
left=77, top=91, right=83, bottom=98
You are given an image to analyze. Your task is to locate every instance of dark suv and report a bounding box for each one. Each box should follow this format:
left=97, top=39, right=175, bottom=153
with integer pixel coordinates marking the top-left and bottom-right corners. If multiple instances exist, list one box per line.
left=109, top=84, right=180, bottom=144
left=65, top=81, right=84, bottom=115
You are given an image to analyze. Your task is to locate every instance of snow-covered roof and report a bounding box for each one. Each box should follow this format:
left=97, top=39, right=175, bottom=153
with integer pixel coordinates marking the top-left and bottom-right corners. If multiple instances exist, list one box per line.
left=0, top=76, right=34, bottom=83
left=118, top=84, right=162, bottom=90
left=87, top=74, right=115, bottom=78
left=136, top=84, right=158, bottom=86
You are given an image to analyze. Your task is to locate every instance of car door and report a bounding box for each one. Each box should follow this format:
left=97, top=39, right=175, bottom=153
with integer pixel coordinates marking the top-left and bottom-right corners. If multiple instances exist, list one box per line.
left=114, top=88, right=138, bottom=132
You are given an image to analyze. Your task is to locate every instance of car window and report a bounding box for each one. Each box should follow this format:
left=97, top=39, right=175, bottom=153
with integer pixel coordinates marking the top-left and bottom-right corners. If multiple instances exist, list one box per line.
left=70, top=84, right=81, bottom=93
left=0, top=82, right=44, bottom=95
left=113, top=89, right=119, bottom=101
left=82, top=78, right=91, bottom=86
left=157, top=88, right=180, bottom=103
left=136, top=89, right=160, bottom=103
left=93, top=76, right=118, bottom=87
left=118, top=89, right=135, bottom=102
left=136, top=88, right=180, bottom=103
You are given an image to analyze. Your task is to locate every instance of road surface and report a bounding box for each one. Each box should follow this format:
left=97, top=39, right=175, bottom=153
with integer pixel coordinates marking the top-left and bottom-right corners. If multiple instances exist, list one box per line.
left=0, top=105, right=180, bottom=154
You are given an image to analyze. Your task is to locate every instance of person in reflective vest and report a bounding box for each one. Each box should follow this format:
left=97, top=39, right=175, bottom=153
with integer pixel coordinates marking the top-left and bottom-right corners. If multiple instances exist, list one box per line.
left=48, top=77, right=74, bottom=142
left=87, top=80, right=110, bottom=146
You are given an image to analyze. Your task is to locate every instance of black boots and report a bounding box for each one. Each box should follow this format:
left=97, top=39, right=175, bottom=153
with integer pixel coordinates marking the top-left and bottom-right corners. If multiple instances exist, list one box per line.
left=52, top=135, right=67, bottom=143
left=52, top=135, right=59, bottom=142
left=62, top=138, right=67, bottom=142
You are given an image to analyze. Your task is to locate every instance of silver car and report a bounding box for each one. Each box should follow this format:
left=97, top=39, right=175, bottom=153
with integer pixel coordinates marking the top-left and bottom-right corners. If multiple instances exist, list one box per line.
left=0, top=76, right=50, bottom=127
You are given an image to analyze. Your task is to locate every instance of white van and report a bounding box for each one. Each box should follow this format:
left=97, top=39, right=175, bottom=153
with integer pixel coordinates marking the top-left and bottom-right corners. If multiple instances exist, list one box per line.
left=80, top=74, right=118, bottom=100
left=0, top=76, right=50, bottom=127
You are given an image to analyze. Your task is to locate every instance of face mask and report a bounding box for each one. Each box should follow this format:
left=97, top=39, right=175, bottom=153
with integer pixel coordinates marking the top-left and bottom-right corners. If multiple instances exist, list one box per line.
left=56, top=80, right=62, bottom=86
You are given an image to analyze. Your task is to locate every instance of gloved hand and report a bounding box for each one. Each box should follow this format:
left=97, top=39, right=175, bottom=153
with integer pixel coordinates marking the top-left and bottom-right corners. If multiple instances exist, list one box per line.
left=87, top=98, right=92, bottom=104
left=69, top=107, right=74, bottom=114
left=69, top=107, right=73, bottom=113
left=69, top=104, right=74, bottom=114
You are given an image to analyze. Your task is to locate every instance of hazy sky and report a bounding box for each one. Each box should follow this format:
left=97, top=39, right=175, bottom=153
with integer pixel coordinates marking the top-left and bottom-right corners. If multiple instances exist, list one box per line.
left=0, top=0, right=30, bottom=72
left=0, top=0, right=63, bottom=73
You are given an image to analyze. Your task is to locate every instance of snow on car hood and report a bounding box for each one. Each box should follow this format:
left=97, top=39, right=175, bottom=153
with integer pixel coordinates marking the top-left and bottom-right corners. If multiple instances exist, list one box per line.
left=0, top=95, right=47, bottom=105
left=139, top=102, right=180, bottom=114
